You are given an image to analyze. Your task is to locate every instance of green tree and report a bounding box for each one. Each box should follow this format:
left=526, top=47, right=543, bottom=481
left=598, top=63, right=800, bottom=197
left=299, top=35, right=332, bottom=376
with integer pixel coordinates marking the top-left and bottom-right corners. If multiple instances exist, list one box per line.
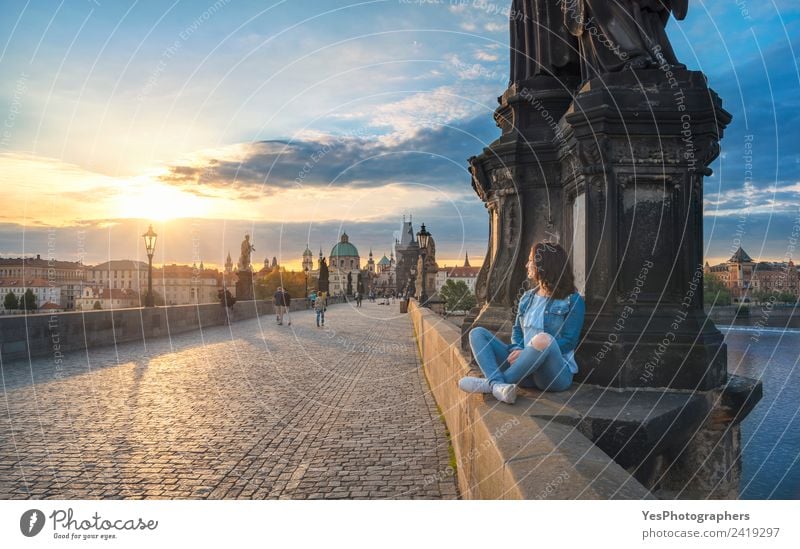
left=748, top=288, right=767, bottom=304
left=440, top=279, right=477, bottom=313
left=254, top=269, right=306, bottom=301
left=703, top=275, right=731, bottom=306
left=93, top=300, right=102, bottom=310
left=4, top=291, right=18, bottom=311
left=20, top=289, right=37, bottom=311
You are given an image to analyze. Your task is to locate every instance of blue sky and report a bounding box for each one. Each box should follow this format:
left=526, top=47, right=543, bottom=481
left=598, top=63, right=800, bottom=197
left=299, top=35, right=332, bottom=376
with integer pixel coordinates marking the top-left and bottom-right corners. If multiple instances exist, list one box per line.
left=0, top=0, right=798, bottom=269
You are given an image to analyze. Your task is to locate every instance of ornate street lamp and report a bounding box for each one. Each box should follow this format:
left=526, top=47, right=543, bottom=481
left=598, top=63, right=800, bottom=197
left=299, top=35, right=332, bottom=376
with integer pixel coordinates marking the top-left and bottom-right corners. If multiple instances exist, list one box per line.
left=142, top=225, right=157, bottom=307
left=416, top=223, right=431, bottom=306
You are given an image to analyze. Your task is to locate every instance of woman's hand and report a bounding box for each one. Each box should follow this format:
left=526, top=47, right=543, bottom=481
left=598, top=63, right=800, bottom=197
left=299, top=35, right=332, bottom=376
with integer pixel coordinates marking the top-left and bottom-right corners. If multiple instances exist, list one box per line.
left=508, top=349, right=522, bottom=364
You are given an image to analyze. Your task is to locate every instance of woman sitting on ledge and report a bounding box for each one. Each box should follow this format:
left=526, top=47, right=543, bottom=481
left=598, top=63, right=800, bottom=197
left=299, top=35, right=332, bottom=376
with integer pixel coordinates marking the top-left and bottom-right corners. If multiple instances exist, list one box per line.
left=459, top=242, right=585, bottom=404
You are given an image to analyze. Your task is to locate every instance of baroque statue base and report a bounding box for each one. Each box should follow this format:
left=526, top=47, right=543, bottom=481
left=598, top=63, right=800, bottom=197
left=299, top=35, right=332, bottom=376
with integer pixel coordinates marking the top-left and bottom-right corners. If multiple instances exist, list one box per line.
left=235, top=271, right=254, bottom=302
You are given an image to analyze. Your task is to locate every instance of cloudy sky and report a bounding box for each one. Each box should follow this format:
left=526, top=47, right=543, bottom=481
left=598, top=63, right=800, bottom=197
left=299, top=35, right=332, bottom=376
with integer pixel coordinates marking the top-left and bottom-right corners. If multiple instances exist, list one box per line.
left=0, top=0, right=798, bottom=270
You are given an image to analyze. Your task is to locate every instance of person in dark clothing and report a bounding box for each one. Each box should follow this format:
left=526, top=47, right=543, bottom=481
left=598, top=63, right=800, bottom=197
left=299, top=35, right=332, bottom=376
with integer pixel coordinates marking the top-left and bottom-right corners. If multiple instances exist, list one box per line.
left=283, top=289, right=292, bottom=326
left=273, top=286, right=290, bottom=325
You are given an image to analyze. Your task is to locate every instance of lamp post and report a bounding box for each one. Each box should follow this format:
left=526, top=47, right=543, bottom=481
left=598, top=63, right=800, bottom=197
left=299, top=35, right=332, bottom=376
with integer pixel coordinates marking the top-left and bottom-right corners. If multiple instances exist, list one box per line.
left=142, top=225, right=157, bottom=307
left=416, top=223, right=431, bottom=306
left=304, top=266, right=309, bottom=309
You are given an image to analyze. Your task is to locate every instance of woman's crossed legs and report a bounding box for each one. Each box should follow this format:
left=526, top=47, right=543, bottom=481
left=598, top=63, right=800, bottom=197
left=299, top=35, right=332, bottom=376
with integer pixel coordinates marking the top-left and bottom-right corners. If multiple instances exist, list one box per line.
left=467, top=327, right=572, bottom=394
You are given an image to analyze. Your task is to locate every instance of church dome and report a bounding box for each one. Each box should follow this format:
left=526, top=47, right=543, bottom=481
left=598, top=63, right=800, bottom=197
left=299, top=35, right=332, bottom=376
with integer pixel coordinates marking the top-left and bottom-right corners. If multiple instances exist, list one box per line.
left=330, top=232, right=359, bottom=258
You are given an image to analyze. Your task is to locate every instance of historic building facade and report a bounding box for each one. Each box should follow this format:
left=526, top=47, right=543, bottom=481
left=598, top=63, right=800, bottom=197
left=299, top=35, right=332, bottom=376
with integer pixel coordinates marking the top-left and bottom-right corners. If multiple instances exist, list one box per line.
left=328, top=232, right=361, bottom=296
left=306, top=219, right=437, bottom=297
left=436, top=253, right=480, bottom=293
left=0, top=255, right=86, bottom=309
left=705, top=247, right=799, bottom=301
left=372, top=251, right=396, bottom=295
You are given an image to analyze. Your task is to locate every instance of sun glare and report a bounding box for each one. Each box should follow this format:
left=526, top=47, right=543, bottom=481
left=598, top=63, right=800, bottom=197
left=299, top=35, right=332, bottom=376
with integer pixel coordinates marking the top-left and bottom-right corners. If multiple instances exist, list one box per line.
left=114, top=179, right=209, bottom=221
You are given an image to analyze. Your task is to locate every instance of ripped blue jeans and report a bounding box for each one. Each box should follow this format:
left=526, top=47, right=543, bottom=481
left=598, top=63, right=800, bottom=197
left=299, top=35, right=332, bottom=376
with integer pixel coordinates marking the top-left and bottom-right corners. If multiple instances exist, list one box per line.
left=468, top=327, right=573, bottom=392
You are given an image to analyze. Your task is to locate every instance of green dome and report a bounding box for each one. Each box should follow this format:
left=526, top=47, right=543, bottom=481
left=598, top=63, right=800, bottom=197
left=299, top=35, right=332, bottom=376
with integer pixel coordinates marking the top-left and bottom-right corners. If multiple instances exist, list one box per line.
left=330, top=232, right=359, bottom=258
left=330, top=242, right=359, bottom=257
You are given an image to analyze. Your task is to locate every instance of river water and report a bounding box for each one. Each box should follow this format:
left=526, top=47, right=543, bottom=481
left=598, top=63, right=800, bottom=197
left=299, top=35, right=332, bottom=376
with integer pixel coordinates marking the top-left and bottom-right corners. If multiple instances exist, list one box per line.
left=720, top=323, right=800, bottom=499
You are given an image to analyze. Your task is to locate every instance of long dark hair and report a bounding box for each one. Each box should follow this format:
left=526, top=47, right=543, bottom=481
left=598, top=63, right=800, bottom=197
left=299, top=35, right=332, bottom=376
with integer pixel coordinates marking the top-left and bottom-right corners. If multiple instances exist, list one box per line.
left=531, top=242, right=575, bottom=299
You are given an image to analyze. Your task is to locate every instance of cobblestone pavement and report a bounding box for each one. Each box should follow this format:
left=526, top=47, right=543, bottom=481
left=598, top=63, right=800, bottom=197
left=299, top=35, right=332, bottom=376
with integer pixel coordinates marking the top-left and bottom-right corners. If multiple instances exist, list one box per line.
left=0, top=302, right=458, bottom=499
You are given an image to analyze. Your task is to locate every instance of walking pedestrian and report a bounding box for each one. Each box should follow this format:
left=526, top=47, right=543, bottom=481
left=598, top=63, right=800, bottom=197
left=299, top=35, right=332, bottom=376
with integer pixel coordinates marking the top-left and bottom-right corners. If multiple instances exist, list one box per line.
left=315, top=290, right=326, bottom=327
left=309, top=289, right=317, bottom=310
left=283, top=288, right=292, bottom=326
left=273, top=286, right=288, bottom=325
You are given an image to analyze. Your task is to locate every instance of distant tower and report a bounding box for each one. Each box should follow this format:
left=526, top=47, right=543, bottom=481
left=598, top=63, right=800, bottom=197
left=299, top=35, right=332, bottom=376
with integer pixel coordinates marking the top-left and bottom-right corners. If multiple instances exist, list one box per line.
left=272, top=256, right=279, bottom=269
left=302, top=244, right=314, bottom=272
left=319, top=247, right=324, bottom=270
left=367, top=248, right=375, bottom=273
left=464, top=252, right=471, bottom=268
left=395, top=215, right=418, bottom=293
left=225, top=252, right=233, bottom=274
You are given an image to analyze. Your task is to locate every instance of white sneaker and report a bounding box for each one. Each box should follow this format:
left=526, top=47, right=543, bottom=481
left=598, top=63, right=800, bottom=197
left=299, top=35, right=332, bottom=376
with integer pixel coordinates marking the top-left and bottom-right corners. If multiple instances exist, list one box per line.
left=492, top=383, right=517, bottom=404
left=458, top=377, right=492, bottom=394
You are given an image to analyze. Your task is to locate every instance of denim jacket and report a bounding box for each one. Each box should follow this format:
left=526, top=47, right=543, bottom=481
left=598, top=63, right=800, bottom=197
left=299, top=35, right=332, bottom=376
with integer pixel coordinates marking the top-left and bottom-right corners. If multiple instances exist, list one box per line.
left=508, top=287, right=585, bottom=373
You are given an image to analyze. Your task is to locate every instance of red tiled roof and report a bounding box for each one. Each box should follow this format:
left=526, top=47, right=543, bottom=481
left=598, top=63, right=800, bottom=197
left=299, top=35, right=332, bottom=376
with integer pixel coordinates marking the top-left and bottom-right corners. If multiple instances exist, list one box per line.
left=0, top=278, right=54, bottom=287
left=446, top=266, right=480, bottom=278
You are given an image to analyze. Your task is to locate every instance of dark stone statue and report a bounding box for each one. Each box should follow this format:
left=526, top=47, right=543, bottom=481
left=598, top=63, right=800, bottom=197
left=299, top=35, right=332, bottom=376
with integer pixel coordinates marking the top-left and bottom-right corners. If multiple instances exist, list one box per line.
left=562, top=0, right=688, bottom=80
left=238, top=233, right=255, bottom=272
left=509, top=0, right=579, bottom=83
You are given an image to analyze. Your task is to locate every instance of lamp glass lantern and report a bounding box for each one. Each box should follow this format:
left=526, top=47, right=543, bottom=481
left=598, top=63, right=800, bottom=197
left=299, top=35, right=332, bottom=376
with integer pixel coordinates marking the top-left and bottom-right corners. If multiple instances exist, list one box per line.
left=142, top=225, right=158, bottom=258
left=417, top=224, right=430, bottom=251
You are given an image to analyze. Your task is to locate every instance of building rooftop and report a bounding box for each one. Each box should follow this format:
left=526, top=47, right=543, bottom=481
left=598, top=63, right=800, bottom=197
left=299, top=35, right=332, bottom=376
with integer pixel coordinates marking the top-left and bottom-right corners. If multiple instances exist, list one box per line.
left=446, top=266, right=480, bottom=278
left=0, top=255, right=84, bottom=269
left=330, top=232, right=359, bottom=258
left=90, top=260, right=150, bottom=271
left=0, top=278, right=55, bottom=287
left=728, top=247, right=753, bottom=263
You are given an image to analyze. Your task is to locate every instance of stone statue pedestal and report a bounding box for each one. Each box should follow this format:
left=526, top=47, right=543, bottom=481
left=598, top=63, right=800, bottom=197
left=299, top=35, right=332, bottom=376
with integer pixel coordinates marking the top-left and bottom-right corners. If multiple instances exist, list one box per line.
left=554, top=69, right=761, bottom=497
left=559, top=69, right=730, bottom=390
left=462, top=76, right=576, bottom=348
left=235, top=270, right=254, bottom=301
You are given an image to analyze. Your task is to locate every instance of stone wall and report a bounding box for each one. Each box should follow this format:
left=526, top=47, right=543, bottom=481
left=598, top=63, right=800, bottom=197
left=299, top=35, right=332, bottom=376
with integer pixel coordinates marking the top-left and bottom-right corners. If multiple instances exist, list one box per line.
left=408, top=301, right=653, bottom=499
left=0, top=299, right=322, bottom=362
